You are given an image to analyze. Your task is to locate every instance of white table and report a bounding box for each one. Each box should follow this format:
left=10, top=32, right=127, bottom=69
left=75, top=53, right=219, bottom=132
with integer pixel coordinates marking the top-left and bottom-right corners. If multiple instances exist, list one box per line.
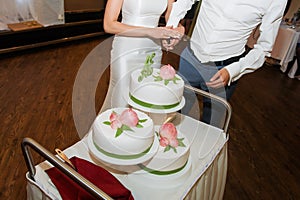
left=26, top=113, right=228, bottom=200
left=271, top=24, right=300, bottom=73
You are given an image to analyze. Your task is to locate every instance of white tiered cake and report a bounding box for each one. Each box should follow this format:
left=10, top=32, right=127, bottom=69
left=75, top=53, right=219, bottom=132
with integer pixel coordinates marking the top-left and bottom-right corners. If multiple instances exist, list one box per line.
left=89, top=53, right=191, bottom=180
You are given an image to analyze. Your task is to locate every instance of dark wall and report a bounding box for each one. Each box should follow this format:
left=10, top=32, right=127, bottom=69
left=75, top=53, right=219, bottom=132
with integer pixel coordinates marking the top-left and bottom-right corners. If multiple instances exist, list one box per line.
left=64, top=0, right=106, bottom=12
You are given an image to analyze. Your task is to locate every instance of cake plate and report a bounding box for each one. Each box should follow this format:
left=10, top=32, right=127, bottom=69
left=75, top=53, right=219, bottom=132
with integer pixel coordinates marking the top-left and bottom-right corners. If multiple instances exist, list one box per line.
left=130, top=155, right=192, bottom=189
left=87, top=131, right=159, bottom=166
left=127, top=96, right=185, bottom=114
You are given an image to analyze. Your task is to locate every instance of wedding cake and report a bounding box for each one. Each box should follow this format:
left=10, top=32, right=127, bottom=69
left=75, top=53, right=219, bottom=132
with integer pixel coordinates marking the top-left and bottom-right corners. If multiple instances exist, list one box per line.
left=128, top=53, right=184, bottom=112
left=91, top=108, right=155, bottom=160
left=140, top=122, right=190, bottom=174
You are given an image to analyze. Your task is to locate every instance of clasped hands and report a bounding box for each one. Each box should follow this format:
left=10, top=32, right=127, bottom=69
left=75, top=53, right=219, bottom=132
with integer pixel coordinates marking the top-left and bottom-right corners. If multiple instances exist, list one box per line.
left=159, top=26, right=184, bottom=51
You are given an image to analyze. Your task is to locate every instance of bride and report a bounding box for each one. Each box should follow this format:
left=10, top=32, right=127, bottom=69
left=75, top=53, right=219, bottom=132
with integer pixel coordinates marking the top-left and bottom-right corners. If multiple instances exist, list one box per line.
left=100, top=0, right=183, bottom=112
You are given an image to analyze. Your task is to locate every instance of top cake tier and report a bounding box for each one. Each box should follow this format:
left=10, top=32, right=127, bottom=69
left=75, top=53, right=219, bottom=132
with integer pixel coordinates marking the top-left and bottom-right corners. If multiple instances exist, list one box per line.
left=128, top=65, right=185, bottom=113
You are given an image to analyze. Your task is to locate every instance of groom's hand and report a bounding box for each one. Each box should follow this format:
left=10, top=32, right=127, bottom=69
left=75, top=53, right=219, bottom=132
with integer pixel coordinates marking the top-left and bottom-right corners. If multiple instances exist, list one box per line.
left=161, top=26, right=184, bottom=51
left=206, top=68, right=230, bottom=88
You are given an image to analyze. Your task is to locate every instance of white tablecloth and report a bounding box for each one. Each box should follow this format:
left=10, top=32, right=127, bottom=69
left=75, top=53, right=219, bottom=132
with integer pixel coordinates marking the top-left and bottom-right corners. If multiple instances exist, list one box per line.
left=271, top=24, right=300, bottom=72
left=27, top=114, right=228, bottom=200
left=29, top=0, right=65, bottom=26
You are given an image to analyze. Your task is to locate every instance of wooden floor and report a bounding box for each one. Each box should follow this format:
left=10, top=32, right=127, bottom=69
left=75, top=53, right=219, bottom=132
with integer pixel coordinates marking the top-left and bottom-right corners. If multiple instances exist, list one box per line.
left=0, top=37, right=299, bottom=200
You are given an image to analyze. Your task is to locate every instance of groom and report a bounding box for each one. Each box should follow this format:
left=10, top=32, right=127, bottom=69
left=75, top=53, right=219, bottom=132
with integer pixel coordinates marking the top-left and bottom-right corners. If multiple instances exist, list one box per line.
left=163, top=0, right=287, bottom=127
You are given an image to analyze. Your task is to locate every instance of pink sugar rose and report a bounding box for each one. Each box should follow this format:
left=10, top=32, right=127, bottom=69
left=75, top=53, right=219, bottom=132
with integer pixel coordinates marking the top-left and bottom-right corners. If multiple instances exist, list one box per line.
left=169, top=138, right=179, bottom=148
left=109, top=112, right=122, bottom=129
left=104, top=108, right=146, bottom=137
left=160, top=64, right=176, bottom=80
left=109, top=111, right=122, bottom=129
left=111, top=119, right=122, bottom=129
left=119, top=108, right=139, bottom=127
left=159, top=123, right=180, bottom=148
left=159, top=137, right=170, bottom=147
left=159, top=122, right=178, bottom=139
left=109, top=111, right=118, bottom=121
left=158, top=123, right=185, bottom=151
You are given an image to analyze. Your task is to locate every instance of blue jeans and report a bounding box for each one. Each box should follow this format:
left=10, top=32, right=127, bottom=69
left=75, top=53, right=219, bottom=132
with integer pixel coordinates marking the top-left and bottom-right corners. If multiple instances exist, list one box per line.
left=178, top=47, right=237, bottom=128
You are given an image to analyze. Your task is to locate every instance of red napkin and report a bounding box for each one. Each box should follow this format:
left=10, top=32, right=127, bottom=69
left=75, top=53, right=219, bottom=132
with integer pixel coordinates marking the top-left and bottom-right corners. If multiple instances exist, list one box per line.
left=45, top=157, right=134, bottom=200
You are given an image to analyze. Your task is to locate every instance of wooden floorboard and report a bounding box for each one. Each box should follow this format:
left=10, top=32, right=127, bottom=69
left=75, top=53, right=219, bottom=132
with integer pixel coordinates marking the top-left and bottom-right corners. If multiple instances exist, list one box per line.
left=0, top=37, right=299, bottom=200
left=224, top=64, right=300, bottom=200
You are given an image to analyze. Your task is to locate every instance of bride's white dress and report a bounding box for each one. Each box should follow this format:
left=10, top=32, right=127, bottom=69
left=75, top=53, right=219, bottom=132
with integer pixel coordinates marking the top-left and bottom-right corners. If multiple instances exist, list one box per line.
left=100, top=0, right=168, bottom=112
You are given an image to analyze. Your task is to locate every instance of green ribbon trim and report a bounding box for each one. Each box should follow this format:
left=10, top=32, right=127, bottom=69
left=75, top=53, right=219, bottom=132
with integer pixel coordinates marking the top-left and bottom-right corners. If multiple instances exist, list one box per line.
left=129, top=94, right=179, bottom=109
left=138, top=160, right=188, bottom=175
left=94, top=142, right=152, bottom=160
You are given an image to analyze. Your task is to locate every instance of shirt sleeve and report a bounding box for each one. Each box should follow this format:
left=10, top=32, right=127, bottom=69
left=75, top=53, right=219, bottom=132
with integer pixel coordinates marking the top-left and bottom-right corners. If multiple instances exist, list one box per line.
left=166, top=0, right=197, bottom=27
left=225, top=0, right=287, bottom=85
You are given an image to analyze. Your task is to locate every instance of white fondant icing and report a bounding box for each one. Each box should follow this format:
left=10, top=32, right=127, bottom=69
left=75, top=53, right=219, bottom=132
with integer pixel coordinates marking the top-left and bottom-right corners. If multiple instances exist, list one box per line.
left=92, top=108, right=154, bottom=155
left=131, top=156, right=192, bottom=188
left=130, top=68, right=184, bottom=106
left=142, top=132, right=190, bottom=172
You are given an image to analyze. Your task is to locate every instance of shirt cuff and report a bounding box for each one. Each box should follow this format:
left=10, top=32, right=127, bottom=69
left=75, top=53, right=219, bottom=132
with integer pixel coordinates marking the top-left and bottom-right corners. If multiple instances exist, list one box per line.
left=225, top=62, right=241, bottom=86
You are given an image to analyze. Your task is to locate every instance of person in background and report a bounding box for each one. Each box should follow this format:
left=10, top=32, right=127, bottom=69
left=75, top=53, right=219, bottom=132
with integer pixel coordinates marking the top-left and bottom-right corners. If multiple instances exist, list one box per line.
left=294, top=43, right=300, bottom=79
left=287, top=2, right=300, bottom=80
left=164, top=0, right=288, bottom=127
left=288, top=34, right=300, bottom=80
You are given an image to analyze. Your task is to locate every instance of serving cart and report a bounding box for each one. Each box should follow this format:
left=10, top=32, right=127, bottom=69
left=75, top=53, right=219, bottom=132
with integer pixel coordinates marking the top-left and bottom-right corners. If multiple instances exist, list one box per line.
left=22, top=85, right=232, bottom=200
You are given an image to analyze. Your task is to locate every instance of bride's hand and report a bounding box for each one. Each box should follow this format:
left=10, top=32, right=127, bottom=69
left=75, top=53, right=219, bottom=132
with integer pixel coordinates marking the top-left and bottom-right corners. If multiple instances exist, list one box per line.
left=173, top=26, right=185, bottom=36
left=149, top=27, right=182, bottom=39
